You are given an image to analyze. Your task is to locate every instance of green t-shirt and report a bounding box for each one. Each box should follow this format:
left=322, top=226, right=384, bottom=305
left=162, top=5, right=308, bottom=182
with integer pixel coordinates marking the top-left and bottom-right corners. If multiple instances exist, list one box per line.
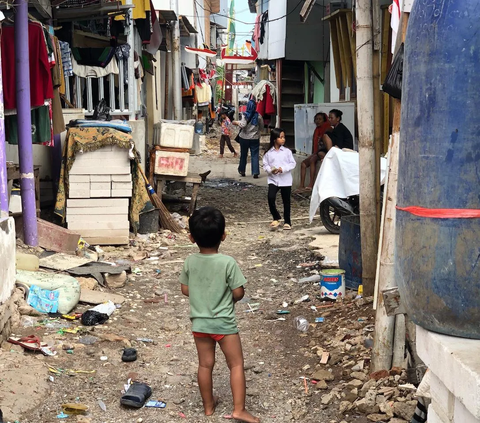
left=179, top=253, right=246, bottom=335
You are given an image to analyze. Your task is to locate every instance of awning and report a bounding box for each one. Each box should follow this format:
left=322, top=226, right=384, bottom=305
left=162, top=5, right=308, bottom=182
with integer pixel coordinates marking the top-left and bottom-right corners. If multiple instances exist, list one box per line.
left=157, top=10, right=177, bottom=21
left=54, top=1, right=132, bottom=21
left=179, top=16, right=197, bottom=36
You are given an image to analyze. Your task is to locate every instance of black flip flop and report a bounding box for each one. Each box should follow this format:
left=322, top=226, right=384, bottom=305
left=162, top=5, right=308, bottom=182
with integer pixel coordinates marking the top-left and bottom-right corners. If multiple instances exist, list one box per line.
left=122, top=348, right=137, bottom=362
left=120, top=382, right=152, bottom=408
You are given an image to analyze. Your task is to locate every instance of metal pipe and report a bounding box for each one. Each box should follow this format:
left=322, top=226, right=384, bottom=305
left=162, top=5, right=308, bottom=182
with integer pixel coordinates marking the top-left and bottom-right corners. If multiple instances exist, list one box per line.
left=126, top=0, right=135, bottom=118
left=171, top=0, right=182, bottom=119
left=15, top=0, right=38, bottom=245
left=0, top=22, right=8, bottom=218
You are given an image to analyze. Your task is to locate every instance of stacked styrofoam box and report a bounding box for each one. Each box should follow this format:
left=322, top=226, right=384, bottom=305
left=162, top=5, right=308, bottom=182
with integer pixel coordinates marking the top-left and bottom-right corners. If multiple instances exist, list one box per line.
left=67, top=146, right=132, bottom=245
left=153, top=121, right=194, bottom=177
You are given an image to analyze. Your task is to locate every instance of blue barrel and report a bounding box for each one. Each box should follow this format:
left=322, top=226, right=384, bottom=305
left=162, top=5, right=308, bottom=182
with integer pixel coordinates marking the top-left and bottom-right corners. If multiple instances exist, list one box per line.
left=396, top=0, right=480, bottom=338
left=338, top=215, right=362, bottom=289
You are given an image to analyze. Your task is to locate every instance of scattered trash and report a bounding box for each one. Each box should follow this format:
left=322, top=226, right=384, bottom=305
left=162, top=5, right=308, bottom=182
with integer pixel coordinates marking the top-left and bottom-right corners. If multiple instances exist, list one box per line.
left=293, top=316, right=309, bottom=332
left=62, top=403, right=88, bottom=415
left=8, top=335, right=56, bottom=356
left=315, top=317, right=325, bottom=323
left=98, top=399, right=107, bottom=412
left=132, top=268, right=142, bottom=275
left=276, top=310, right=290, bottom=314
left=78, top=335, right=99, bottom=345
left=293, top=295, right=310, bottom=305
left=27, top=285, right=60, bottom=314
left=120, top=382, right=152, bottom=408
left=298, top=275, right=321, bottom=284
left=137, top=338, right=154, bottom=343
left=298, top=262, right=318, bottom=268
left=81, top=301, right=116, bottom=326
left=282, top=301, right=288, bottom=308
left=145, top=401, right=167, bottom=408
left=44, top=320, right=71, bottom=330
left=122, top=348, right=138, bottom=362
left=56, top=412, right=69, bottom=419
left=21, top=316, right=37, bottom=327
left=320, top=351, right=330, bottom=364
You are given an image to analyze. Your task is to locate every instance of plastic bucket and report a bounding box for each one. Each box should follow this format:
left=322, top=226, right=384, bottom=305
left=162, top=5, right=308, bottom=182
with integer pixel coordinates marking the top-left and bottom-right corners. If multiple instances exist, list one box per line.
left=319, top=269, right=346, bottom=300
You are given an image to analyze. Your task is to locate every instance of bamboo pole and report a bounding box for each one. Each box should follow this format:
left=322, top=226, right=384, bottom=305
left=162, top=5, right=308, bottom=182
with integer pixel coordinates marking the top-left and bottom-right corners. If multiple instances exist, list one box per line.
left=371, top=12, right=409, bottom=372
left=356, top=0, right=377, bottom=297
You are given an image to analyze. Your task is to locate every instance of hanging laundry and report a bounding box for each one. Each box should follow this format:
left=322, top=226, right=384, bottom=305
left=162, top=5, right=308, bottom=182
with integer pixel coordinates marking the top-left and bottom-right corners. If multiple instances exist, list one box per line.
left=71, top=47, right=116, bottom=68
left=259, top=11, right=268, bottom=44
left=251, top=80, right=277, bottom=105
left=52, top=36, right=66, bottom=135
left=195, top=82, right=212, bottom=106
left=59, top=41, right=73, bottom=77
left=115, top=44, right=131, bottom=85
left=72, top=56, right=119, bottom=78
left=115, top=0, right=151, bottom=20
left=6, top=103, right=53, bottom=146
left=256, top=85, right=276, bottom=117
left=252, top=14, right=261, bottom=49
left=1, top=23, right=53, bottom=109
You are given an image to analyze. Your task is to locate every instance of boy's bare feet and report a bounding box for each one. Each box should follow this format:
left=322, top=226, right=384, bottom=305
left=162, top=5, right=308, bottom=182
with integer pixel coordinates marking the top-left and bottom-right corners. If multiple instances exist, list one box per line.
left=204, top=396, right=220, bottom=416
left=232, top=409, right=260, bottom=422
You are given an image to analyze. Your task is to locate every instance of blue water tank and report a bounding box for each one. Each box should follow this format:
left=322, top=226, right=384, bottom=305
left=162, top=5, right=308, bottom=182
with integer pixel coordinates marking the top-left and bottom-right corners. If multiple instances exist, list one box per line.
left=396, top=0, right=480, bottom=338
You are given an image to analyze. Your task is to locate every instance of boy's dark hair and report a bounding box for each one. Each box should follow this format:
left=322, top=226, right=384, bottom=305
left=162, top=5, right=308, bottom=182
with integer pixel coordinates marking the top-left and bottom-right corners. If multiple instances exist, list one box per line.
left=329, top=109, right=343, bottom=120
left=189, top=207, right=225, bottom=248
left=268, top=127, right=285, bottom=150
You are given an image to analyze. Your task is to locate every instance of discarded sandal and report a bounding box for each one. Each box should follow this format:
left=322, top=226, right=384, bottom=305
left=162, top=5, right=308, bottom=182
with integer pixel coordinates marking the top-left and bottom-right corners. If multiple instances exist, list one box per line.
left=122, top=348, right=137, bottom=362
left=8, top=335, right=42, bottom=352
left=120, top=382, right=152, bottom=408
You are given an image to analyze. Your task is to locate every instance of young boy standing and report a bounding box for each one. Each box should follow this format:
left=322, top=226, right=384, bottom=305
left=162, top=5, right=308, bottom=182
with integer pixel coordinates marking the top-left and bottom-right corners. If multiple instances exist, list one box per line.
left=180, top=207, right=260, bottom=423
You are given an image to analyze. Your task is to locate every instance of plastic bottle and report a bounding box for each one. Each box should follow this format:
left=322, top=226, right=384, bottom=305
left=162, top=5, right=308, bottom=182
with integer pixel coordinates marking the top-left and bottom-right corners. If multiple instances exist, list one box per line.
left=293, top=316, right=309, bottom=332
left=298, top=275, right=321, bottom=284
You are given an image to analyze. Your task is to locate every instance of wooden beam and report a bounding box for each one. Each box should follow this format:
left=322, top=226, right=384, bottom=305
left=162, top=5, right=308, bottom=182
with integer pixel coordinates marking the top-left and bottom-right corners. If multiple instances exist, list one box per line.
left=335, top=19, right=348, bottom=87
left=345, top=11, right=357, bottom=78
left=338, top=14, right=354, bottom=88
left=329, top=20, right=343, bottom=89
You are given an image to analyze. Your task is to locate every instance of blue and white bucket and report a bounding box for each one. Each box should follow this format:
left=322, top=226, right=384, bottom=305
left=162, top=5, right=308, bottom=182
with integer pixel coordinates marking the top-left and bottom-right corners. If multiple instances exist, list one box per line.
left=320, top=269, right=346, bottom=299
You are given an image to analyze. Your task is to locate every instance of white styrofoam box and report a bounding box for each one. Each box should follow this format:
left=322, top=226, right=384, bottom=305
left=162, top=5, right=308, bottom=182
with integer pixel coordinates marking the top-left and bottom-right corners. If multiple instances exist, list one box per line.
left=90, top=182, right=111, bottom=191
left=111, top=189, right=132, bottom=198
left=428, top=405, right=447, bottom=423
left=69, top=175, right=90, bottom=183
left=90, top=190, right=112, bottom=198
left=417, top=326, right=480, bottom=420
left=67, top=198, right=128, bottom=208
left=83, top=235, right=129, bottom=245
left=112, top=181, right=132, bottom=190
left=429, top=372, right=455, bottom=421
left=111, top=174, right=132, bottom=182
left=67, top=206, right=127, bottom=215
left=66, top=214, right=127, bottom=223
left=154, top=150, right=190, bottom=177
left=70, top=146, right=131, bottom=175
left=78, top=228, right=128, bottom=237
left=69, top=182, right=90, bottom=199
left=90, top=174, right=112, bottom=182
left=67, top=220, right=129, bottom=231
left=70, top=166, right=130, bottom=175
left=155, top=121, right=195, bottom=149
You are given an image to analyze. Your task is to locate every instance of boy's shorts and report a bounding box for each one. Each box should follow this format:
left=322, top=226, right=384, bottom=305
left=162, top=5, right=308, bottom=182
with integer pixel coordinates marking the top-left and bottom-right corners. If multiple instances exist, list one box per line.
left=192, top=332, right=225, bottom=342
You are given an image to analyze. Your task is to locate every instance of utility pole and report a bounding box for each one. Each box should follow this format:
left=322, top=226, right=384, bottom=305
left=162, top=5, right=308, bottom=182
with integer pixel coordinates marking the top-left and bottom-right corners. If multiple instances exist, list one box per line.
left=15, top=0, right=38, bottom=246
left=171, top=0, right=182, bottom=120
left=126, top=0, right=135, bottom=118
left=356, top=0, right=377, bottom=296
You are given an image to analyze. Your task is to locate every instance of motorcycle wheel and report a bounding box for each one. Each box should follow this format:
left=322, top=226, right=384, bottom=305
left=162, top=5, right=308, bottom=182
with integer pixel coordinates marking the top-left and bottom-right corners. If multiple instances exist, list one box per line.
left=320, top=201, right=342, bottom=234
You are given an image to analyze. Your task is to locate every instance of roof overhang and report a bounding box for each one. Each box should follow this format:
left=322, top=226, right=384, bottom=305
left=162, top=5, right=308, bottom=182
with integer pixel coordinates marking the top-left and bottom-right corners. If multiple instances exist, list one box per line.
left=179, top=15, right=197, bottom=36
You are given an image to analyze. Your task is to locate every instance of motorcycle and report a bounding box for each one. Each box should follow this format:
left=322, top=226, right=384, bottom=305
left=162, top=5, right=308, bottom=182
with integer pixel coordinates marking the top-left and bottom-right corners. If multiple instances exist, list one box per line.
left=309, top=148, right=387, bottom=234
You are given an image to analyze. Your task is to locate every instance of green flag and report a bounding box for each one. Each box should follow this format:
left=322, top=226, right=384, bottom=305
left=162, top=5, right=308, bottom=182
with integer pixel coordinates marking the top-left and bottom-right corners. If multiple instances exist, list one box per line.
left=227, top=0, right=235, bottom=51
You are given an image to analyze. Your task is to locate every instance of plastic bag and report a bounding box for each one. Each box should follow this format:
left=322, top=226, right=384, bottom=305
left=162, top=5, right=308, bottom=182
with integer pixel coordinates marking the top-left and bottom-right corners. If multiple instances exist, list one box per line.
left=91, top=301, right=116, bottom=316
left=382, top=43, right=404, bottom=99
left=81, top=310, right=109, bottom=326
left=93, top=98, right=111, bottom=121
left=293, top=316, right=309, bottom=332
left=27, top=285, right=60, bottom=313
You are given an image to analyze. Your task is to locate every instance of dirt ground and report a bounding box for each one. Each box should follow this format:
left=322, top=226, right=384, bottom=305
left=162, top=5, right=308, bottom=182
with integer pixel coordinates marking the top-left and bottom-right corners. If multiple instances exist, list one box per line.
left=1, top=137, right=411, bottom=423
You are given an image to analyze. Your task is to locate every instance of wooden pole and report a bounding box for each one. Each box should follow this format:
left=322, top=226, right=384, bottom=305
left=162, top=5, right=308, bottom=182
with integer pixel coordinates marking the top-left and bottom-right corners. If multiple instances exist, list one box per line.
left=373, top=50, right=383, bottom=239
left=356, top=0, right=377, bottom=297
left=371, top=12, right=409, bottom=372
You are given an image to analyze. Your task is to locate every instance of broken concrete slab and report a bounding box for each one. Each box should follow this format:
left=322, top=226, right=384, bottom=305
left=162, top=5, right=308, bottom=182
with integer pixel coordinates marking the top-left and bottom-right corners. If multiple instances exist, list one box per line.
left=39, top=253, right=93, bottom=271
left=79, top=289, right=125, bottom=305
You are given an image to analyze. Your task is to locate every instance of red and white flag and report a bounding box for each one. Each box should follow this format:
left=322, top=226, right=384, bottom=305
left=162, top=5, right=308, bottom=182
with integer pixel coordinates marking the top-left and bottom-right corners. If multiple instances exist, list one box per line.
left=390, top=0, right=402, bottom=53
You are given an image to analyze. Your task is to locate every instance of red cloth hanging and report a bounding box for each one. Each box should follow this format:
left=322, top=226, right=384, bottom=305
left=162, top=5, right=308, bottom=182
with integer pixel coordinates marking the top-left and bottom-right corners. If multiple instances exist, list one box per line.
left=1, top=23, right=54, bottom=110
left=256, top=85, right=275, bottom=116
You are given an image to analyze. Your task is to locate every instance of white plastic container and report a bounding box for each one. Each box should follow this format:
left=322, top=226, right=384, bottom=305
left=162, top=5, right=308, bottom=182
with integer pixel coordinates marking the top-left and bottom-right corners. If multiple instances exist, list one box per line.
left=154, top=150, right=190, bottom=177
left=154, top=120, right=195, bottom=149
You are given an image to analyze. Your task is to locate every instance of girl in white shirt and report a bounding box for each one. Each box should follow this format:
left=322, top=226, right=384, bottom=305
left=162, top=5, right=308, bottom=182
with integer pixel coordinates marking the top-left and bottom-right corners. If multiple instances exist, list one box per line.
left=262, top=128, right=297, bottom=230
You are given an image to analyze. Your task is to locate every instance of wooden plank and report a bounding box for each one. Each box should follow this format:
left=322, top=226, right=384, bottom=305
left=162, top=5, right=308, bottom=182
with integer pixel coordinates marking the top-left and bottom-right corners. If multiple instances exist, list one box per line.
left=383, top=93, right=390, bottom=154
left=335, top=18, right=348, bottom=87
left=37, top=218, right=80, bottom=254
left=82, top=236, right=130, bottom=245
left=329, top=19, right=343, bottom=89
left=67, top=221, right=129, bottom=231
left=338, top=14, right=353, bottom=88
left=345, top=12, right=356, bottom=78
left=39, top=253, right=93, bottom=271
left=381, top=7, right=391, bottom=82
left=80, top=289, right=126, bottom=305
left=67, top=198, right=128, bottom=208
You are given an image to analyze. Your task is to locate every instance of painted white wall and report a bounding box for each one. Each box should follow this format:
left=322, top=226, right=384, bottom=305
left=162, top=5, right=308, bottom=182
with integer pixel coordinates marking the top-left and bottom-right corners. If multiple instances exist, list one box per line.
left=267, top=0, right=287, bottom=60
left=329, top=37, right=340, bottom=103
left=0, top=218, right=15, bottom=304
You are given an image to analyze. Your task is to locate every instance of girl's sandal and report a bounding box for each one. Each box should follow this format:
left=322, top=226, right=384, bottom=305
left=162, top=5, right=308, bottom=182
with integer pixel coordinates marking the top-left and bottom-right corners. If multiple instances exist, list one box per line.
left=270, top=220, right=280, bottom=228
left=283, top=224, right=292, bottom=230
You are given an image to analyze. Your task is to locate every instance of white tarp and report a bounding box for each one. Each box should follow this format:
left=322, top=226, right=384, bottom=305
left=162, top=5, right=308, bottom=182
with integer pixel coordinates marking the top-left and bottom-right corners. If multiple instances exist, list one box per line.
left=309, top=148, right=388, bottom=222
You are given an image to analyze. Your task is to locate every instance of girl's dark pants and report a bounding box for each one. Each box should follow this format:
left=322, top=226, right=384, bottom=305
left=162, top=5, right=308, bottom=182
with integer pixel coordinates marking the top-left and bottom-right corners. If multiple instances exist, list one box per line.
left=220, top=135, right=235, bottom=155
left=268, top=184, right=292, bottom=225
